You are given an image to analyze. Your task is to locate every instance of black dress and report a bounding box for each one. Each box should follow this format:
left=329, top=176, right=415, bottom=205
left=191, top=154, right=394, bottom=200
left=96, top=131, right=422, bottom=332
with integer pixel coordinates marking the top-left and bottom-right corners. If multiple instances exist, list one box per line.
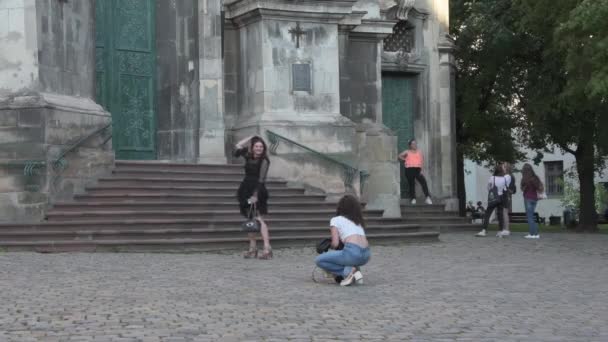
left=234, top=147, right=270, bottom=218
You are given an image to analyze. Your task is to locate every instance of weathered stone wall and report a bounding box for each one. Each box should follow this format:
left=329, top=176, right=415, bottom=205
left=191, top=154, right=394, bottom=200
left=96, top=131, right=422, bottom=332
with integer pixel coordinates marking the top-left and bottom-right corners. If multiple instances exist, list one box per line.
left=156, top=0, right=199, bottom=162
left=36, top=0, right=95, bottom=97
left=339, top=35, right=381, bottom=123
left=0, top=0, right=113, bottom=223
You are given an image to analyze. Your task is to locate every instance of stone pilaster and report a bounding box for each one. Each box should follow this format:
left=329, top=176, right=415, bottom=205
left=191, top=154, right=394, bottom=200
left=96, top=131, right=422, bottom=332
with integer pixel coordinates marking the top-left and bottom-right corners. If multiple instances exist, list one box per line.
left=197, top=0, right=227, bottom=164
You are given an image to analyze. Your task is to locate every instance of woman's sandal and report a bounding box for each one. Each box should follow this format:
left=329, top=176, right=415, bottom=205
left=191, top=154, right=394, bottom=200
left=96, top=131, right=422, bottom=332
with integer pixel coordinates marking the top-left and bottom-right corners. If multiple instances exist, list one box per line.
left=258, top=248, right=273, bottom=260
left=243, top=248, right=258, bottom=259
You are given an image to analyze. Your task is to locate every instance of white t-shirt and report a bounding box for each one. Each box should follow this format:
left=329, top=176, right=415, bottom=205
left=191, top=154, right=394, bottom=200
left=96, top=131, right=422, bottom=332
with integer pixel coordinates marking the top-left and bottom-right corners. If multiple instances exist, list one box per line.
left=330, top=216, right=366, bottom=241
left=487, top=175, right=511, bottom=196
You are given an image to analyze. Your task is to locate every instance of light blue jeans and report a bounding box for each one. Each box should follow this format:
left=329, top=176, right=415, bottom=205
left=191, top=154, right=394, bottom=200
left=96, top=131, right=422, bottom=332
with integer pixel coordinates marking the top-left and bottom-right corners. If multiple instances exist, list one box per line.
left=315, top=243, right=371, bottom=278
left=525, top=199, right=539, bottom=235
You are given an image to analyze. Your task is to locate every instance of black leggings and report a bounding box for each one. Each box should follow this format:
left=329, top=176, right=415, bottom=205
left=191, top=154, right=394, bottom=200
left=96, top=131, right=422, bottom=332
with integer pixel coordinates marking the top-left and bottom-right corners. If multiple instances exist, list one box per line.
left=483, top=200, right=504, bottom=230
left=405, top=167, right=430, bottom=199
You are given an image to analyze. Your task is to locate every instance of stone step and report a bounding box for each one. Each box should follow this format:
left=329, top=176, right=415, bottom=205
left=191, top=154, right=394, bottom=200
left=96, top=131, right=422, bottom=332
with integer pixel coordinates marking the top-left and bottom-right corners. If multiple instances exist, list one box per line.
left=112, top=170, right=247, bottom=180
left=72, top=193, right=328, bottom=203
left=52, top=201, right=340, bottom=211
left=1, top=217, right=409, bottom=231
left=84, top=186, right=305, bottom=196
left=0, top=231, right=439, bottom=252
left=0, top=224, right=425, bottom=241
left=115, top=160, right=243, bottom=173
left=44, top=209, right=386, bottom=221
left=96, top=177, right=288, bottom=187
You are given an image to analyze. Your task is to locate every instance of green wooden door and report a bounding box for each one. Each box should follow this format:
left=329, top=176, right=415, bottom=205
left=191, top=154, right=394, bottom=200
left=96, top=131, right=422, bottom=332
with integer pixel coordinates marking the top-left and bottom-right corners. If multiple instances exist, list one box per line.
left=382, top=74, right=416, bottom=198
left=96, top=0, right=157, bottom=160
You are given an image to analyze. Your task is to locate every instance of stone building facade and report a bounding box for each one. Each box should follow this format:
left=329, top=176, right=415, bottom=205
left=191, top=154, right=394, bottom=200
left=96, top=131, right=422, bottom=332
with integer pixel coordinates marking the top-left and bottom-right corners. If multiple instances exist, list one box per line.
left=0, top=0, right=456, bottom=222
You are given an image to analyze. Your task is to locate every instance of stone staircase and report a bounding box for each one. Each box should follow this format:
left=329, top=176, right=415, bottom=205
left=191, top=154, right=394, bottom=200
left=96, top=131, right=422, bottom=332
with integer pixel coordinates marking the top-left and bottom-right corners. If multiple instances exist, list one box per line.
left=0, top=161, right=463, bottom=252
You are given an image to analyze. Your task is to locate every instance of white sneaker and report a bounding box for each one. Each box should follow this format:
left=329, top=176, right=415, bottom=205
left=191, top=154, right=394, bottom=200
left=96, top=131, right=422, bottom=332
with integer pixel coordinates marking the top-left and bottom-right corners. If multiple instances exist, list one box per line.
left=496, top=231, right=504, bottom=238
left=425, top=197, right=433, bottom=205
left=475, top=230, right=486, bottom=237
left=340, top=272, right=356, bottom=286
left=501, top=230, right=511, bottom=236
left=524, top=234, right=535, bottom=239
left=533, top=235, right=540, bottom=239
left=354, top=271, right=363, bottom=285
left=411, top=199, right=417, bottom=205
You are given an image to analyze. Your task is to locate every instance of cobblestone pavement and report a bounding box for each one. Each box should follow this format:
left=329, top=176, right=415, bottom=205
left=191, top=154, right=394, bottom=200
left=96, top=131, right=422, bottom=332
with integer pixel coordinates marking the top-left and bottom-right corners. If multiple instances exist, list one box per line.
left=1, top=232, right=607, bottom=342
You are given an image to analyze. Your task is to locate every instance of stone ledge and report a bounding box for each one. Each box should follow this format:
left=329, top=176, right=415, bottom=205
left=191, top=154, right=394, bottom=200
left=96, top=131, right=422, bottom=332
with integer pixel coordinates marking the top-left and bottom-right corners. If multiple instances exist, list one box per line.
left=0, top=92, right=109, bottom=118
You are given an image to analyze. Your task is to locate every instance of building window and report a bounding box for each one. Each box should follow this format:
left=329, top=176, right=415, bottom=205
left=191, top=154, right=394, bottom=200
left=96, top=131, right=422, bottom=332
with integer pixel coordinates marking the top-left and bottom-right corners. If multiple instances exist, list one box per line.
left=544, top=161, right=564, bottom=196
left=384, top=21, right=415, bottom=53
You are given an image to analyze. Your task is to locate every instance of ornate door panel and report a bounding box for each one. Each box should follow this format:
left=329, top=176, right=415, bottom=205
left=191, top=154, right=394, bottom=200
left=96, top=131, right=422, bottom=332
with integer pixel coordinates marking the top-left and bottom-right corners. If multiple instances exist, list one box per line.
left=382, top=74, right=416, bottom=198
left=96, top=0, right=156, bottom=160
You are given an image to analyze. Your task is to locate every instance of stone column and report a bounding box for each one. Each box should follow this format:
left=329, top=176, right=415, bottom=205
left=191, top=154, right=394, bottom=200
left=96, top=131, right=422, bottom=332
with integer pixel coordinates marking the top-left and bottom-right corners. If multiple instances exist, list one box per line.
left=438, top=35, right=458, bottom=211
left=197, top=0, right=227, bottom=164
left=0, top=0, right=113, bottom=222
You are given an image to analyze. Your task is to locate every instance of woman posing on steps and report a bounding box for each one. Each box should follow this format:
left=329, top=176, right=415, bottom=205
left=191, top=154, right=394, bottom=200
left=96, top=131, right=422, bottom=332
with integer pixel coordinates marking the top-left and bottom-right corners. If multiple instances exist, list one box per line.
left=234, top=136, right=272, bottom=259
left=398, top=139, right=432, bottom=205
left=315, top=195, right=371, bottom=286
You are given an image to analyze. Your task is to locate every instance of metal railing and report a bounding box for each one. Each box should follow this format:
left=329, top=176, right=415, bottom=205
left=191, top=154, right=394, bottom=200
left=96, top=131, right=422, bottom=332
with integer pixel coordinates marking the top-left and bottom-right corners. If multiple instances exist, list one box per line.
left=1, top=123, right=112, bottom=192
left=266, top=130, right=369, bottom=192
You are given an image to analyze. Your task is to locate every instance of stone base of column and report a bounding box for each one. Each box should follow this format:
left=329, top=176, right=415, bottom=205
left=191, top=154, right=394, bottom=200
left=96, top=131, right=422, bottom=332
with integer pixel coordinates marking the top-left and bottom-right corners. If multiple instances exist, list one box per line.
left=0, top=92, right=113, bottom=223
left=197, top=128, right=227, bottom=164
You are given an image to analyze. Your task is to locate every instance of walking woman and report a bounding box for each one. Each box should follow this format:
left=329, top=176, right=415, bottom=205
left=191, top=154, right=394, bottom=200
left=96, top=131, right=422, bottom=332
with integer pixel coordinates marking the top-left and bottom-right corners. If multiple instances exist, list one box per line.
left=476, top=164, right=510, bottom=237
left=398, top=139, right=432, bottom=205
left=234, top=136, right=272, bottom=259
left=315, top=195, right=371, bottom=286
left=521, top=163, right=544, bottom=239
left=499, top=162, right=516, bottom=237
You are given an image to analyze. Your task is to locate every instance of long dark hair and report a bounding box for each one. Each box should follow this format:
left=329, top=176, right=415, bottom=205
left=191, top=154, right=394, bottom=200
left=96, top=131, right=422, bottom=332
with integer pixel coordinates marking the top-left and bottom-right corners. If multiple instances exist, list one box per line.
left=336, top=194, right=365, bottom=228
left=249, top=136, right=269, bottom=160
left=492, top=163, right=505, bottom=176
left=521, top=163, right=543, bottom=192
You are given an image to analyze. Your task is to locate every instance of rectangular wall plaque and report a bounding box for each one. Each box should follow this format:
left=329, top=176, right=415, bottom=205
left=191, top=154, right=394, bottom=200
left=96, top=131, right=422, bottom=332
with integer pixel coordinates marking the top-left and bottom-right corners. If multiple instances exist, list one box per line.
left=292, top=63, right=311, bottom=92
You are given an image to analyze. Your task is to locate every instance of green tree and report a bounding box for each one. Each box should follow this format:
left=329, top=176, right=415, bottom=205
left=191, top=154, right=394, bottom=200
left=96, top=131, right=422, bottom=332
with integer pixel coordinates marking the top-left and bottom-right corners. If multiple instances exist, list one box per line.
left=514, top=0, right=608, bottom=231
left=451, top=0, right=608, bottom=230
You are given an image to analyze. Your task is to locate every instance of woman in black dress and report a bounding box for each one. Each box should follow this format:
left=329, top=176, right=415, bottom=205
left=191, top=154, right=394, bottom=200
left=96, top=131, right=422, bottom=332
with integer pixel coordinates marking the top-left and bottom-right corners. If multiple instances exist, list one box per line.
left=234, top=136, right=272, bottom=259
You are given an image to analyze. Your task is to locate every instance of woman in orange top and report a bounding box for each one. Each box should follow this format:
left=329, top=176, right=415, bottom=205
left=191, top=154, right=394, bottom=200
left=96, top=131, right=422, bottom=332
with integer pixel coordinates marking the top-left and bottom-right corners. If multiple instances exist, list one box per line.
left=398, top=139, right=432, bottom=205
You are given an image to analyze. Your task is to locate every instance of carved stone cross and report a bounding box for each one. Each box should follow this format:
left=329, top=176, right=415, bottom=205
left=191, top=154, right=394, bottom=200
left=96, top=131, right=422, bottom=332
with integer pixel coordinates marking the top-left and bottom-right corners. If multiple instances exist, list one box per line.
left=288, top=22, right=306, bottom=48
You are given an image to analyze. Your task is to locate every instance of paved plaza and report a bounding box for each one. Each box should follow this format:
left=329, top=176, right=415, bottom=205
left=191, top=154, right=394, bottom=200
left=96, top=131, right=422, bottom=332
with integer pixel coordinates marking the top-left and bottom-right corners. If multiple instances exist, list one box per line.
left=1, top=232, right=607, bottom=342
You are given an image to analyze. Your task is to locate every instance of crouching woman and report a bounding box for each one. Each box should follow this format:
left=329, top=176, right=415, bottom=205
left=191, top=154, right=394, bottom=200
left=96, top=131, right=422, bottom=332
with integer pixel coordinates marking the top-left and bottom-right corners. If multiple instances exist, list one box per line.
left=315, top=195, right=371, bottom=286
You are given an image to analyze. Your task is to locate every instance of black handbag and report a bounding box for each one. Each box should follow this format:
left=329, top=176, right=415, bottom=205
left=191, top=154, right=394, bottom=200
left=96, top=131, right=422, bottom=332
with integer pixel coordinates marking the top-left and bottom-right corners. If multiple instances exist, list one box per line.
left=241, top=204, right=260, bottom=232
left=316, top=238, right=344, bottom=254
left=487, top=176, right=503, bottom=207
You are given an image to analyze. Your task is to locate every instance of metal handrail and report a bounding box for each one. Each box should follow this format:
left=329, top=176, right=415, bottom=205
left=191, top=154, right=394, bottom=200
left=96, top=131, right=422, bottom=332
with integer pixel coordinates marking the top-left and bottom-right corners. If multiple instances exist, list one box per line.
left=0, top=123, right=112, bottom=192
left=266, top=130, right=369, bottom=191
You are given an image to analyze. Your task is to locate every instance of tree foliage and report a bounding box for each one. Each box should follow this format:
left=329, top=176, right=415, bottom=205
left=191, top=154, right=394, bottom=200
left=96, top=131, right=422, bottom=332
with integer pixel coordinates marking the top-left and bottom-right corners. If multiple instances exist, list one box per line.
left=451, top=0, right=608, bottom=230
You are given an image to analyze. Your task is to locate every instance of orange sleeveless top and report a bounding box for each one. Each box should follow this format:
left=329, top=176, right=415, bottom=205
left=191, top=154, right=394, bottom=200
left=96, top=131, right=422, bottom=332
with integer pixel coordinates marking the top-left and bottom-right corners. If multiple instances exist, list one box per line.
left=404, top=150, right=423, bottom=168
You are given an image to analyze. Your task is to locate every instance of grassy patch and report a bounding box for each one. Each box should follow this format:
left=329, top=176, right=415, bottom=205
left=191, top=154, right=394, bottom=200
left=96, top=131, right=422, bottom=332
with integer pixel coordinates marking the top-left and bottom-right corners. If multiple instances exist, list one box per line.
left=489, top=223, right=608, bottom=233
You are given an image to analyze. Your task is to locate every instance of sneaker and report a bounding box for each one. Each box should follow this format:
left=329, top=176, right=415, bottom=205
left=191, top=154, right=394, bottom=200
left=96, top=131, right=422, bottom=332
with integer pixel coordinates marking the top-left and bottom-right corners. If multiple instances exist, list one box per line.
left=354, top=270, right=363, bottom=285
left=501, top=230, right=511, bottom=236
left=475, top=229, right=486, bottom=237
left=425, top=197, right=433, bottom=205
left=496, top=231, right=504, bottom=238
left=533, top=235, right=540, bottom=239
left=524, top=234, right=535, bottom=239
left=411, top=199, right=417, bottom=205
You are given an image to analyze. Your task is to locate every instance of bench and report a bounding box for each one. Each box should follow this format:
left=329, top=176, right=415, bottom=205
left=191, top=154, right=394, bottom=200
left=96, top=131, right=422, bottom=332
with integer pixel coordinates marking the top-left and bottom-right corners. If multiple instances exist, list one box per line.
left=509, top=212, right=545, bottom=224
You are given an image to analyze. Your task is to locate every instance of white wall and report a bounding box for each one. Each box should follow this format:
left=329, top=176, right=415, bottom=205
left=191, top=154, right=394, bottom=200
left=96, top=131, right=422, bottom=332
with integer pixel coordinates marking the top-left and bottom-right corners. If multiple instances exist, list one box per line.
left=465, top=148, right=608, bottom=221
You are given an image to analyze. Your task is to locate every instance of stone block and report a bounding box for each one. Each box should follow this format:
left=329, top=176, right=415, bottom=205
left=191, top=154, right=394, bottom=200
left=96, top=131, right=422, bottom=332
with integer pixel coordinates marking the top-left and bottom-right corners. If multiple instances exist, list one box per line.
left=18, top=108, right=43, bottom=127
left=0, top=110, right=18, bottom=127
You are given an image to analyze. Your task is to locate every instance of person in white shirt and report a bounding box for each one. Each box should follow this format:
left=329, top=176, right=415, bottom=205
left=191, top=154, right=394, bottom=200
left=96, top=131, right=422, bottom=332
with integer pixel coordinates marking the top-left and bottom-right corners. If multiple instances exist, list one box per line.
left=315, top=195, right=371, bottom=286
left=476, top=164, right=511, bottom=237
